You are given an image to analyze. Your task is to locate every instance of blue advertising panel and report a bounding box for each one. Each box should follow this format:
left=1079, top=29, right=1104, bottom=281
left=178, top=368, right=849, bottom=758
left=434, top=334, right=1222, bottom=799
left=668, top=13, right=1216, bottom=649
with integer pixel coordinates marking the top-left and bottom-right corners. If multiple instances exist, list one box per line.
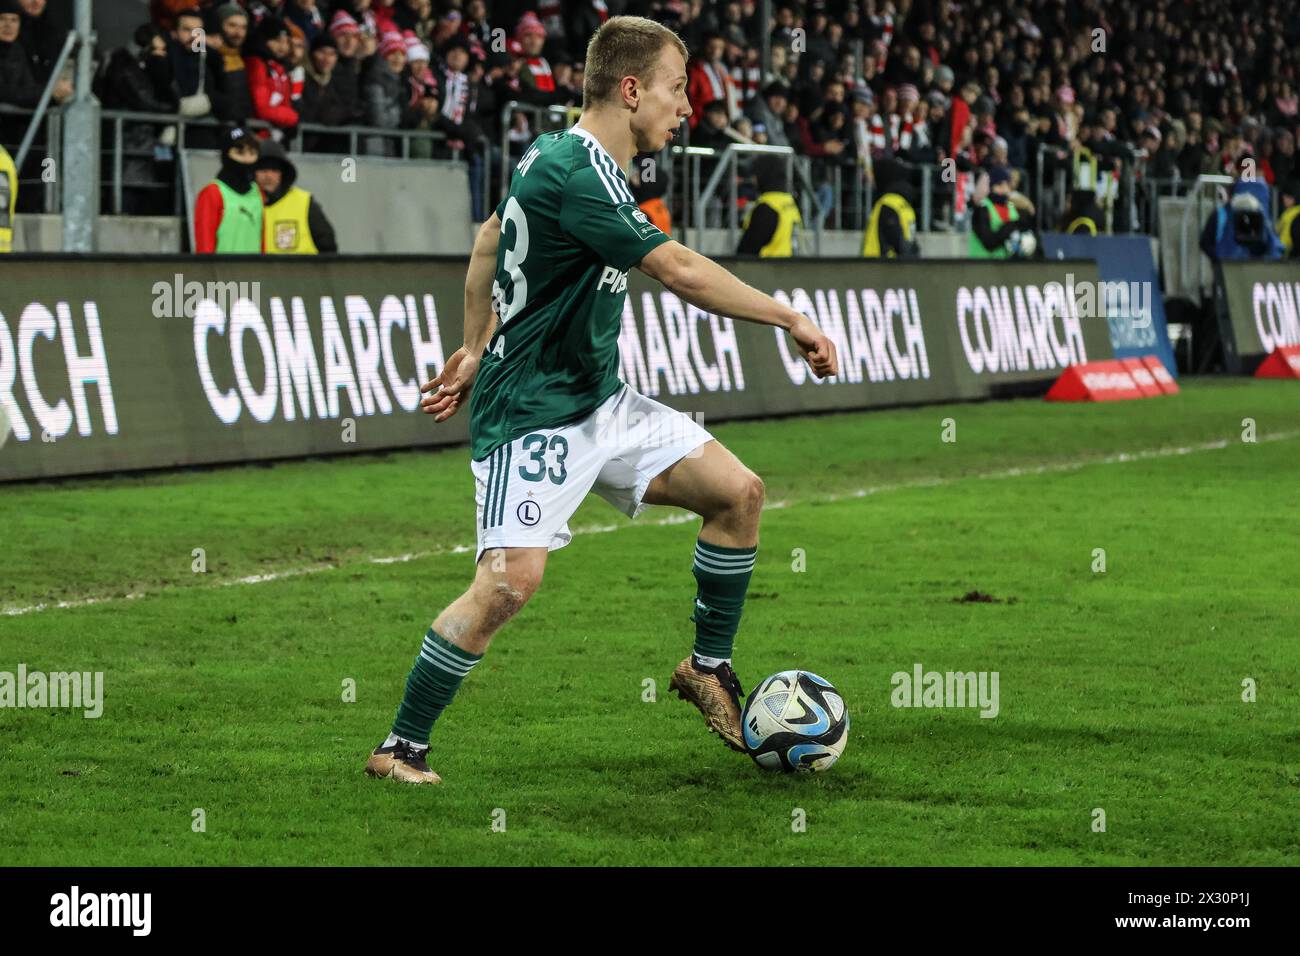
left=1042, top=233, right=1177, bottom=376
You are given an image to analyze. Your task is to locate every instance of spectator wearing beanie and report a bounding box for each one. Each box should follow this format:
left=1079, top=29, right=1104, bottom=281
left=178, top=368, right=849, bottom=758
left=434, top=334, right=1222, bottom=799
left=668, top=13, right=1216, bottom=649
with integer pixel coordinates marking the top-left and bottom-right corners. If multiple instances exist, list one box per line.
left=362, top=30, right=413, bottom=155
left=328, top=11, right=367, bottom=103
left=405, top=31, right=433, bottom=91
left=300, top=32, right=364, bottom=151
left=515, top=13, right=569, bottom=108
left=337, top=0, right=379, bottom=56
left=208, top=3, right=253, bottom=124
left=245, top=16, right=300, bottom=137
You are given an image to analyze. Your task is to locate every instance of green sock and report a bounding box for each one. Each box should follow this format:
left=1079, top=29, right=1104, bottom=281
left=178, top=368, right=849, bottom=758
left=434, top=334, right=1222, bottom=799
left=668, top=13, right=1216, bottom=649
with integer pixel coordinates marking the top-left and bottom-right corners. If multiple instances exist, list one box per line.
left=391, top=628, right=482, bottom=745
left=691, top=539, right=757, bottom=660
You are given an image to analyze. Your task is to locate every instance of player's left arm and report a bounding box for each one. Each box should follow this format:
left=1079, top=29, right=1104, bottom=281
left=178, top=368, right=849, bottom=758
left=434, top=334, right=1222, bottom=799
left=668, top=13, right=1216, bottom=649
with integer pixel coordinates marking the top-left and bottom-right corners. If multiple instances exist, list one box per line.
left=639, top=239, right=838, bottom=378
left=420, top=212, right=501, bottom=421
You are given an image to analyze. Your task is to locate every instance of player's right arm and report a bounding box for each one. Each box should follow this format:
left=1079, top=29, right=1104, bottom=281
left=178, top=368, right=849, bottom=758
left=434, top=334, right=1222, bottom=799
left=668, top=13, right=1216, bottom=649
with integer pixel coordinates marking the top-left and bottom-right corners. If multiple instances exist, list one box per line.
left=420, top=212, right=501, bottom=421
left=639, top=240, right=839, bottom=378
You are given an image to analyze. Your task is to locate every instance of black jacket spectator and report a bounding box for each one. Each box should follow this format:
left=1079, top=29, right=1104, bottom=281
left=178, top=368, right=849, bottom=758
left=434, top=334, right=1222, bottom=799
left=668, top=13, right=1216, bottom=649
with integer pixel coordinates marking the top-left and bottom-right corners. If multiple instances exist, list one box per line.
left=18, top=0, right=66, bottom=83
left=0, top=26, right=41, bottom=109
left=209, top=9, right=254, bottom=123
left=299, top=35, right=364, bottom=150
left=99, top=30, right=178, bottom=115
left=96, top=25, right=178, bottom=214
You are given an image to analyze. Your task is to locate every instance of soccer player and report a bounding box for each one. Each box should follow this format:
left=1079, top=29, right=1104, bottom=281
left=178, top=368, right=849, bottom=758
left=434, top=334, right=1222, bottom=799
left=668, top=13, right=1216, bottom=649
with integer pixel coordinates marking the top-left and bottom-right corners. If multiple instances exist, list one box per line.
left=366, top=15, right=838, bottom=784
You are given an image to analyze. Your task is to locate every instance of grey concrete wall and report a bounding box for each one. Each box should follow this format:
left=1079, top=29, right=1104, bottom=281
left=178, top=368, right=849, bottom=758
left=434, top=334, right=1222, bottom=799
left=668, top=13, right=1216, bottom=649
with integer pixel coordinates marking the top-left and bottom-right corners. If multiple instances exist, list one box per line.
left=181, top=150, right=476, bottom=255
left=12, top=214, right=182, bottom=253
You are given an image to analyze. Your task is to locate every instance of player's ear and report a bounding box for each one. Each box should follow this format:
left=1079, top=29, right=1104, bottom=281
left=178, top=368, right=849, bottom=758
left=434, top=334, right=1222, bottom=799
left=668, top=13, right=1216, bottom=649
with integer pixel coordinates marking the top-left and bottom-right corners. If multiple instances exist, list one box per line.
left=621, top=75, right=639, bottom=109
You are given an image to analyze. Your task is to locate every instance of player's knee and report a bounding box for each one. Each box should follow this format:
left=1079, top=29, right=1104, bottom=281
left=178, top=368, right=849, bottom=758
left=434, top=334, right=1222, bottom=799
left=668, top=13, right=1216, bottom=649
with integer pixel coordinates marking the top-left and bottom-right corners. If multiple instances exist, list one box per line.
left=739, top=471, right=765, bottom=515
left=480, top=568, right=541, bottom=628
left=480, top=582, right=528, bottom=630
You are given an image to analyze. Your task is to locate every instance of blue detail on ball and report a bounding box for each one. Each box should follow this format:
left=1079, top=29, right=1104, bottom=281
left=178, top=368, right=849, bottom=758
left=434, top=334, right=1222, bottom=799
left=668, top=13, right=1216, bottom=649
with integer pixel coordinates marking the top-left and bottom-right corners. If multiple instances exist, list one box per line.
left=786, top=699, right=830, bottom=735
left=785, top=743, right=831, bottom=769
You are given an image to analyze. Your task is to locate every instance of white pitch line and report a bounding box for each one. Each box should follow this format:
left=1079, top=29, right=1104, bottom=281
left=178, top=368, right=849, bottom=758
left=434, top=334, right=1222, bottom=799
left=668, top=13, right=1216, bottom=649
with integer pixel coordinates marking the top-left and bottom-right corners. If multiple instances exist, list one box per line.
left=3, top=429, right=1297, bottom=619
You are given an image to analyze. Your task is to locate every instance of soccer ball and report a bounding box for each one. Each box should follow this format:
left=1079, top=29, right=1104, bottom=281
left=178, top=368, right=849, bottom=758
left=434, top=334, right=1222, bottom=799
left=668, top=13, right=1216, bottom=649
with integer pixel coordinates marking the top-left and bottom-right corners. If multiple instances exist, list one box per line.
left=741, top=670, right=849, bottom=772
left=1008, top=229, right=1038, bottom=257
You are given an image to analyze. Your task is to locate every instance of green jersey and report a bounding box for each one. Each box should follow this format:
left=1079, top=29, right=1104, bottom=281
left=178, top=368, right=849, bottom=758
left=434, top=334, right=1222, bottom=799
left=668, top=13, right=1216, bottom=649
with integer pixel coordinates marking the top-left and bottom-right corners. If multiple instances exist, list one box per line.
left=468, top=126, right=672, bottom=461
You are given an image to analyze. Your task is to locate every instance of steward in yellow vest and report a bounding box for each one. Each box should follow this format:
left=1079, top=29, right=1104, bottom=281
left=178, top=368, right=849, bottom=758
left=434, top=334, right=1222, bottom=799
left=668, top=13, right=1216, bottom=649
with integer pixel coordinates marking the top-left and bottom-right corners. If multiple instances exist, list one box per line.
left=254, top=140, right=338, bottom=254
left=0, top=144, right=17, bottom=253
left=1057, top=188, right=1104, bottom=236
left=738, top=155, right=802, bottom=256
left=862, top=161, right=919, bottom=257
left=1278, top=180, right=1300, bottom=258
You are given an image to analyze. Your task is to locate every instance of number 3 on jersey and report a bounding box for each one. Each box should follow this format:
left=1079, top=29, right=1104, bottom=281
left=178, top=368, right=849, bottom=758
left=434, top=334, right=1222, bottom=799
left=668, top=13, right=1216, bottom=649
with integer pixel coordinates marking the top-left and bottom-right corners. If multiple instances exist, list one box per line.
left=494, top=195, right=530, bottom=325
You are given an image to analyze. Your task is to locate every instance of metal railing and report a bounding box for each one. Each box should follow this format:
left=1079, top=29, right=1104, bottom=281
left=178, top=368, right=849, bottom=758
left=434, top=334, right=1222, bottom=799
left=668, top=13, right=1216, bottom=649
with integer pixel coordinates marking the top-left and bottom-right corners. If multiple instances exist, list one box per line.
left=13, top=31, right=76, bottom=170
left=498, top=100, right=574, bottom=203
left=688, top=143, right=825, bottom=255
left=84, top=108, right=463, bottom=215
left=0, top=102, right=63, bottom=214
left=826, top=162, right=869, bottom=231
left=1033, top=142, right=1069, bottom=232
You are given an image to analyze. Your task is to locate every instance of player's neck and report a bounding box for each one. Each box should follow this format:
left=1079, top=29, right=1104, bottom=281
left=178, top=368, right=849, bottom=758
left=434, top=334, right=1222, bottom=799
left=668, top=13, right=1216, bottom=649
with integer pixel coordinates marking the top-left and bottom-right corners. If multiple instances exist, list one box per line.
left=574, top=110, right=636, bottom=171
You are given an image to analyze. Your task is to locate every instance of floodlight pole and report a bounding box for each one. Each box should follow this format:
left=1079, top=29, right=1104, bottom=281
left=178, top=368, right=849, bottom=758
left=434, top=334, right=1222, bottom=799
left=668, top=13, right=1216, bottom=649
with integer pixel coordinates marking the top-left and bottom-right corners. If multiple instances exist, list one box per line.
left=62, top=0, right=100, bottom=252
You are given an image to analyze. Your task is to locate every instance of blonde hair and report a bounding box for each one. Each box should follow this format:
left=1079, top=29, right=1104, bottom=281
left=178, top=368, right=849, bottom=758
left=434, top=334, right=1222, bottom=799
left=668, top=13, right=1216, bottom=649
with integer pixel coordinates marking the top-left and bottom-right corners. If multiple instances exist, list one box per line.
left=582, top=15, right=688, bottom=109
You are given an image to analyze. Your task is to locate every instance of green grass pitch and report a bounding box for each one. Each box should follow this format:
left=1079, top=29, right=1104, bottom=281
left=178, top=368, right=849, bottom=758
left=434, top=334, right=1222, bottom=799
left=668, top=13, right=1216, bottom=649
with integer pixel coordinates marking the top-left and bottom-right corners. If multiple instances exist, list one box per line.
left=1, top=379, right=1298, bottom=866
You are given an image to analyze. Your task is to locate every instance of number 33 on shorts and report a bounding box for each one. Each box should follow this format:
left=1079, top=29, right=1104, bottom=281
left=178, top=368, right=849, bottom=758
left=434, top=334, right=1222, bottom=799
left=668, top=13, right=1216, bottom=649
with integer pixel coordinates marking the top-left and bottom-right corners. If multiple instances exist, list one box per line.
left=469, top=387, right=712, bottom=563
left=472, top=430, right=576, bottom=560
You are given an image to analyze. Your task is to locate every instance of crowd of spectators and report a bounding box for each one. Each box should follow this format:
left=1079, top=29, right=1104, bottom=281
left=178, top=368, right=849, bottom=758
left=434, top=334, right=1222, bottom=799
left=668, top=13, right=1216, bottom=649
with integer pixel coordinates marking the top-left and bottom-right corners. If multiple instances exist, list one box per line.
left=1, top=0, right=1298, bottom=229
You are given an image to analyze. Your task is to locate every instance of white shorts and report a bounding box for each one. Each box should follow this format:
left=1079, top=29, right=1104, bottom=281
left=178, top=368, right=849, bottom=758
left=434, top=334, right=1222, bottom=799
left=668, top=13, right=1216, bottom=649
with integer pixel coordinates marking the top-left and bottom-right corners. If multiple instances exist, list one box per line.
left=471, top=385, right=712, bottom=562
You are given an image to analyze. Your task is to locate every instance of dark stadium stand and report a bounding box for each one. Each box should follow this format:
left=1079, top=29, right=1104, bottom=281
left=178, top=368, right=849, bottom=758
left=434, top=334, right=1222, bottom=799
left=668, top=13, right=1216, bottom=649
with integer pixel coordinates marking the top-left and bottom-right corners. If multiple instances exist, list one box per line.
left=2, top=0, right=1298, bottom=244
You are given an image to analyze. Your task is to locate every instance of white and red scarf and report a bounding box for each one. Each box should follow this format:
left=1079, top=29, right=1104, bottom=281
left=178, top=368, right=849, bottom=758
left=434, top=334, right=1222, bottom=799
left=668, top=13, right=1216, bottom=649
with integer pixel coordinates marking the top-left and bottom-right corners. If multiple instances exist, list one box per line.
left=526, top=57, right=555, bottom=92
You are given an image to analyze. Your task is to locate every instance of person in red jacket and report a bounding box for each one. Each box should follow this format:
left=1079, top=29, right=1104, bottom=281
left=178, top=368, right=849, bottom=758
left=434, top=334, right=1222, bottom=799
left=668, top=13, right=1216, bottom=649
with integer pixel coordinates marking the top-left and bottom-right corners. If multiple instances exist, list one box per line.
left=244, top=15, right=299, bottom=136
left=686, top=32, right=735, bottom=131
